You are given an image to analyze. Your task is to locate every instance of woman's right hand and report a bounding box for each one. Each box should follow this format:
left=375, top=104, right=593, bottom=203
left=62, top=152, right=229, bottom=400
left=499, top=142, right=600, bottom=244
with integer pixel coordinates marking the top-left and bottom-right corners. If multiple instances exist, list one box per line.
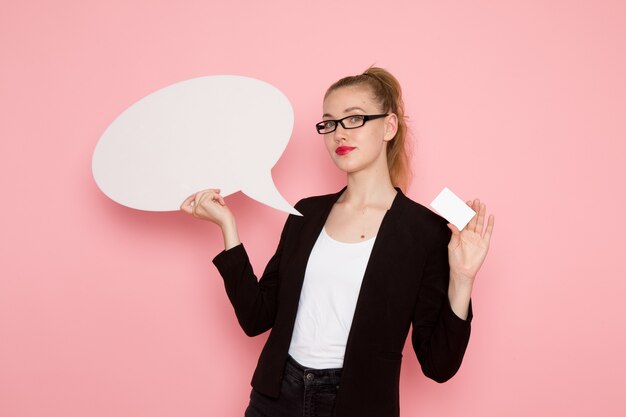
left=180, top=188, right=234, bottom=227
left=181, top=189, right=241, bottom=250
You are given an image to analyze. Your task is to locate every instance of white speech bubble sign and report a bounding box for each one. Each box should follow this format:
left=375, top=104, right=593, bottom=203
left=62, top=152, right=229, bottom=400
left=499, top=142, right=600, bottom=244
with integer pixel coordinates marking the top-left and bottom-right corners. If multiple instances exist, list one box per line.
left=92, top=76, right=299, bottom=215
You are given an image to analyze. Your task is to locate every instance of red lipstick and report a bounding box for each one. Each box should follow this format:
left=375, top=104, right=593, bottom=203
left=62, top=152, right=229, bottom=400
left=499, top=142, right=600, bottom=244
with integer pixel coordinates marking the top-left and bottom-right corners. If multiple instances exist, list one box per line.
left=335, top=146, right=356, bottom=156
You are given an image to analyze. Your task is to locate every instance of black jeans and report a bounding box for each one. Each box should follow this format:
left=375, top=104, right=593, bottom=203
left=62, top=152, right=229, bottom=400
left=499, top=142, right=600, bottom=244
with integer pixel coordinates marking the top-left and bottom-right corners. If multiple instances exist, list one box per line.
left=244, top=355, right=342, bottom=417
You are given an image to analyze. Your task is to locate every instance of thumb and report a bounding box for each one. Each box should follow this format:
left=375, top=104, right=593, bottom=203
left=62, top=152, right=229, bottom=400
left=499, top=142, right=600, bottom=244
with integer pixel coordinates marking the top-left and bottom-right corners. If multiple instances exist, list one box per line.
left=447, top=223, right=460, bottom=235
left=180, top=193, right=197, bottom=214
left=447, top=223, right=461, bottom=250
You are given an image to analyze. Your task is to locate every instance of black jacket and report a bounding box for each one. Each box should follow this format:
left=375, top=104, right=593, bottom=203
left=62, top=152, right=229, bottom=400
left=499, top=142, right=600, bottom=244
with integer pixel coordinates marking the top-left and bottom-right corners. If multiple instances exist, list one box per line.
left=213, top=188, right=472, bottom=417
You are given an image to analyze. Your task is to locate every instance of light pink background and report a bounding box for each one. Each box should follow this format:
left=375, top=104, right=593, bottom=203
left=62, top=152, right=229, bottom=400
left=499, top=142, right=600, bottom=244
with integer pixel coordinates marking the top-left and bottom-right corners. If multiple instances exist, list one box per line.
left=2, top=1, right=625, bottom=416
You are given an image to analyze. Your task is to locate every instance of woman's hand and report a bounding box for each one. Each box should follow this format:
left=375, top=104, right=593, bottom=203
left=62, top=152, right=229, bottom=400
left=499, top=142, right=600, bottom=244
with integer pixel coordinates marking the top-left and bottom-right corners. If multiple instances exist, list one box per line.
left=447, top=199, right=495, bottom=284
left=446, top=199, right=494, bottom=320
left=180, top=189, right=241, bottom=249
left=180, top=188, right=233, bottom=225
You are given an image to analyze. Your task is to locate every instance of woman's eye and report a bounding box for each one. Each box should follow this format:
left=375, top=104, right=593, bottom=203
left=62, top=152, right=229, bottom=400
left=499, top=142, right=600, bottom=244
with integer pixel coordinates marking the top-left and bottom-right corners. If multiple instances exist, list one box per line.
left=324, top=121, right=336, bottom=129
left=349, top=115, right=364, bottom=125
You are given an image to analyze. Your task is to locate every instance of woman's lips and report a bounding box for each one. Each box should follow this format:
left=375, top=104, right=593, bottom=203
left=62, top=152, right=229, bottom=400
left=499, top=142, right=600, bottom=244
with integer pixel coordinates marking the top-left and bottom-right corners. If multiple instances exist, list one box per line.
left=336, top=146, right=356, bottom=156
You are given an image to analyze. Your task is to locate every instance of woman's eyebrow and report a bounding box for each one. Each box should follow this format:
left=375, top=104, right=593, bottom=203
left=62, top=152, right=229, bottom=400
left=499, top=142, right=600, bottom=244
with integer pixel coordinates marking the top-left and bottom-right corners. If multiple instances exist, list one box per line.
left=343, top=106, right=366, bottom=114
left=322, top=107, right=367, bottom=118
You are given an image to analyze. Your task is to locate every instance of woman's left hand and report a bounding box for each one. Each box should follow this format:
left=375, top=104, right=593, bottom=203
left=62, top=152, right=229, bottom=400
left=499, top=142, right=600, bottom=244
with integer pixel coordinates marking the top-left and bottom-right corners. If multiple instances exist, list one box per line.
left=447, top=199, right=495, bottom=284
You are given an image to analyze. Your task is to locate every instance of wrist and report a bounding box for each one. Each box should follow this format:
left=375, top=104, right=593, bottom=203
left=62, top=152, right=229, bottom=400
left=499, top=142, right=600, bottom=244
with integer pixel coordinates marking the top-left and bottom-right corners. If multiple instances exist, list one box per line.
left=220, top=218, right=240, bottom=250
left=448, top=280, right=473, bottom=321
left=218, top=215, right=236, bottom=230
left=448, top=277, right=473, bottom=300
left=449, top=268, right=476, bottom=284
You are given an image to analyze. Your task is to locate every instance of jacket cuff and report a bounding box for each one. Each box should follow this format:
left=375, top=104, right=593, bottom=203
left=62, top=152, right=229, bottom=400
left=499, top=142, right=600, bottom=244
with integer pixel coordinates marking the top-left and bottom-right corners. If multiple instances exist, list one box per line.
left=212, top=243, right=247, bottom=274
left=444, top=298, right=473, bottom=328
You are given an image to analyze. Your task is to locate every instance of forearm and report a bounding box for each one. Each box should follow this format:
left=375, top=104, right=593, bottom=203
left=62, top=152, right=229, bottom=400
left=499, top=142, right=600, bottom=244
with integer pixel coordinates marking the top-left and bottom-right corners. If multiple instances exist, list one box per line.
left=414, top=275, right=473, bottom=382
left=447, top=274, right=473, bottom=320
left=212, top=244, right=277, bottom=336
left=220, top=217, right=241, bottom=250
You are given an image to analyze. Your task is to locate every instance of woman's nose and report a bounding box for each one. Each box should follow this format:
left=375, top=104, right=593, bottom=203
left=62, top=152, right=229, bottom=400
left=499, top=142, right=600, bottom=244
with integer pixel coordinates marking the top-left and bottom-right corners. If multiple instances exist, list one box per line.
left=333, top=124, right=348, bottom=142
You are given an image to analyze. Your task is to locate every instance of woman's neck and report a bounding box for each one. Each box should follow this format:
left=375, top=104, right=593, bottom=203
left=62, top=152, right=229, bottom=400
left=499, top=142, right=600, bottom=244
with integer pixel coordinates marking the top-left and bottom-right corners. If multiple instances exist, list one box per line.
left=341, top=169, right=397, bottom=209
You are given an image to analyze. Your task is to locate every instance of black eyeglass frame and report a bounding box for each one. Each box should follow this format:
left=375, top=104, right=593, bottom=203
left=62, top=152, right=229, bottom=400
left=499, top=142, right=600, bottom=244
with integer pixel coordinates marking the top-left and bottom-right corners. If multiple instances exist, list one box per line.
left=315, top=113, right=389, bottom=134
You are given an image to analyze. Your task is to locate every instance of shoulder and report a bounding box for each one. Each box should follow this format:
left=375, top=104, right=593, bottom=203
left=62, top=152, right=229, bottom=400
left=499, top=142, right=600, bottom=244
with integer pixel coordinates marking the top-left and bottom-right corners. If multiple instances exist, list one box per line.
left=394, top=191, right=451, bottom=244
left=292, top=189, right=342, bottom=216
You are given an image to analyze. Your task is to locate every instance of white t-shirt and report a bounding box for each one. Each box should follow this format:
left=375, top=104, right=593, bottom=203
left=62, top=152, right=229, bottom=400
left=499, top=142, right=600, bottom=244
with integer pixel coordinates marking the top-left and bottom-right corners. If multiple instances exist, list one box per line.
left=287, top=227, right=377, bottom=369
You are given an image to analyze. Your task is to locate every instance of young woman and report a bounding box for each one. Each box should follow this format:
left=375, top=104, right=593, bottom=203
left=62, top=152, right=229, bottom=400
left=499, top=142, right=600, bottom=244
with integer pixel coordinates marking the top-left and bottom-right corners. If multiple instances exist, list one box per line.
left=180, top=67, right=494, bottom=417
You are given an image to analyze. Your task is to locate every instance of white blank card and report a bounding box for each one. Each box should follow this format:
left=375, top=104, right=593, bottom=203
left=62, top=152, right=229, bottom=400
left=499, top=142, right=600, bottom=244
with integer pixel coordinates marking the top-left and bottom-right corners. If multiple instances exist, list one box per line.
left=429, top=187, right=476, bottom=231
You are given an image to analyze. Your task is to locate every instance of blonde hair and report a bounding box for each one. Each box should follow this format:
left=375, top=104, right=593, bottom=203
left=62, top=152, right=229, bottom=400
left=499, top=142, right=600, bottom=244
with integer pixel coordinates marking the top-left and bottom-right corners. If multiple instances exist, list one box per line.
left=324, top=67, right=412, bottom=191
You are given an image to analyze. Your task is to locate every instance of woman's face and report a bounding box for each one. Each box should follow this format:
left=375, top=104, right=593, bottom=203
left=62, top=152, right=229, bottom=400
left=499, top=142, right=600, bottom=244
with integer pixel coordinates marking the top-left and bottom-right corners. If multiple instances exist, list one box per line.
left=321, top=85, right=397, bottom=176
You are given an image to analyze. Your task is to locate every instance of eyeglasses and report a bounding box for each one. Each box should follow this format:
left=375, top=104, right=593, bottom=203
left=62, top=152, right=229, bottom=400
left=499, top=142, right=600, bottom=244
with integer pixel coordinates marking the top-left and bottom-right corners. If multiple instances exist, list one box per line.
left=315, top=114, right=388, bottom=134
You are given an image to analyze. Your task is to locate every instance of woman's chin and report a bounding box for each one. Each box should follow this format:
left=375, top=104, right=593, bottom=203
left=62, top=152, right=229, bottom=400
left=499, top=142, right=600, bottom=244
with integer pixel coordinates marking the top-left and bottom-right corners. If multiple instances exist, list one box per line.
left=331, top=159, right=355, bottom=173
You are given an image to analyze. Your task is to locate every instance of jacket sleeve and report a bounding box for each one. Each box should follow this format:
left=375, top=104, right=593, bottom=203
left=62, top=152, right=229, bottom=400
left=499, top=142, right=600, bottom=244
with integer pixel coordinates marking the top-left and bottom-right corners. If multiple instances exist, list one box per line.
left=411, top=225, right=473, bottom=383
left=212, top=211, right=294, bottom=337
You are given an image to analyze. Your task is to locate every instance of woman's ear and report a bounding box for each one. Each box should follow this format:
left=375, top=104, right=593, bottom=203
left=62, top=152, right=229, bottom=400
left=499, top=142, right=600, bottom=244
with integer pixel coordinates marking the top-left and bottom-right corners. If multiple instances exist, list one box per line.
left=383, top=113, right=398, bottom=142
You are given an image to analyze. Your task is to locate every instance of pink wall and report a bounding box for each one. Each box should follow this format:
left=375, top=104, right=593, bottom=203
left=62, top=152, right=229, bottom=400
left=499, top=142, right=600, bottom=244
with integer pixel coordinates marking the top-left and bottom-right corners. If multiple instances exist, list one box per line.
left=2, top=1, right=625, bottom=416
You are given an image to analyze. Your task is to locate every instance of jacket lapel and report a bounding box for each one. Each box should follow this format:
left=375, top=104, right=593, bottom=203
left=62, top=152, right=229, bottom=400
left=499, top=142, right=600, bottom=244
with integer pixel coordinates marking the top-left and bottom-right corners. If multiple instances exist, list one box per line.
left=284, top=187, right=406, bottom=361
left=341, top=189, right=406, bottom=363
left=281, top=188, right=347, bottom=316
